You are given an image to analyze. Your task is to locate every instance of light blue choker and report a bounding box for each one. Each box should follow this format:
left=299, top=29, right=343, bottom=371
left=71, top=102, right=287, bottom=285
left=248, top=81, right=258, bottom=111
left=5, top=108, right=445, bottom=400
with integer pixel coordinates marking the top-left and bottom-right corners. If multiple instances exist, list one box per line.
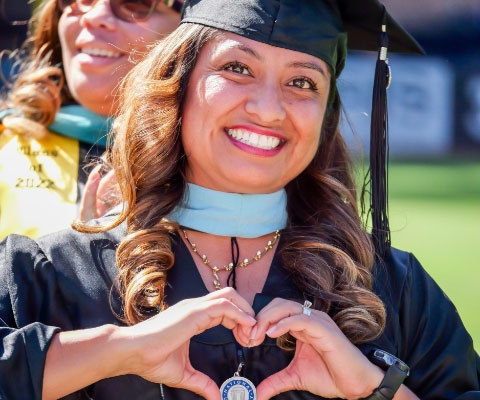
left=1, top=105, right=110, bottom=146
left=49, top=105, right=111, bottom=146
left=168, top=183, right=288, bottom=238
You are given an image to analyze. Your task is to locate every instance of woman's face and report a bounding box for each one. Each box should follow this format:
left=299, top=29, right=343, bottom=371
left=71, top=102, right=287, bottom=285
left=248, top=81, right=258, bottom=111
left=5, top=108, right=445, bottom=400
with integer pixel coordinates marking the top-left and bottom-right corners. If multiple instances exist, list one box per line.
left=58, top=0, right=180, bottom=115
left=181, top=33, right=331, bottom=194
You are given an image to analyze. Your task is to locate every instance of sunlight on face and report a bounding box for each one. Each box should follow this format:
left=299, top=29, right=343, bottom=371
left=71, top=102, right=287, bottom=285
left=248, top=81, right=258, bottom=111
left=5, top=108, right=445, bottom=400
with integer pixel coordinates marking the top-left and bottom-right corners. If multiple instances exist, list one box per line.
left=58, top=1, right=180, bottom=115
left=181, top=32, right=331, bottom=194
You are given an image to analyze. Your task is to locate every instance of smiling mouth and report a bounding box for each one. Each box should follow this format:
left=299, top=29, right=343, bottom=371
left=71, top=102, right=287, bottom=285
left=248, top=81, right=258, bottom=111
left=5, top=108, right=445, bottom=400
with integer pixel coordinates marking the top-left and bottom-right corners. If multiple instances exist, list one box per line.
left=80, top=47, right=123, bottom=58
left=226, top=128, right=283, bottom=150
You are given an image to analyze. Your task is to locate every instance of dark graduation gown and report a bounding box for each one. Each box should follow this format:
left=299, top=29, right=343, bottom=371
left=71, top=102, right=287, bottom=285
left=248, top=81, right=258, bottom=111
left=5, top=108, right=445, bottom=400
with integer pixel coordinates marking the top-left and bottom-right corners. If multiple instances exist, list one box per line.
left=0, top=222, right=479, bottom=400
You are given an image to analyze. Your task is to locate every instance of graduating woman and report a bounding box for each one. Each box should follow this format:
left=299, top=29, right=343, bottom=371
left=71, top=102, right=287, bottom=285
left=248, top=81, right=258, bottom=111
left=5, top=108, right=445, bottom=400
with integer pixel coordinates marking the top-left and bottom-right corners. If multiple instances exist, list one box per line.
left=0, top=0, right=181, bottom=238
left=1, top=0, right=479, bottom=399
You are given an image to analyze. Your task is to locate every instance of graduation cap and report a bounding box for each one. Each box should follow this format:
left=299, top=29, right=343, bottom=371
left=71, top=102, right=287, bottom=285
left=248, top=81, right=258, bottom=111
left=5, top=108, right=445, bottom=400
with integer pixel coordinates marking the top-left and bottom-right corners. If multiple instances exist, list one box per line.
left=181, top=0, right=424, bottom=259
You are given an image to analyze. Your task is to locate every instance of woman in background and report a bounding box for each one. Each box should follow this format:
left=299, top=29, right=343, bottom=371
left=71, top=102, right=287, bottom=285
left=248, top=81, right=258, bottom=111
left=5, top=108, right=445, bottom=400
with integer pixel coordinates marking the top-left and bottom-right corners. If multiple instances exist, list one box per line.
left=0, top=0, right=479, bottom=399
left=0, top=0, right=181, bottom=238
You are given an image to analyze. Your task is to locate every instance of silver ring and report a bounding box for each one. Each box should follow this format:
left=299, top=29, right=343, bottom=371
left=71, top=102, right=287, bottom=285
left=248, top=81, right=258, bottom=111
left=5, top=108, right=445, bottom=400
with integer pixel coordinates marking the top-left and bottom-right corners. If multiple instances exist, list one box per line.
left=302, top=300, right=312, bottom=316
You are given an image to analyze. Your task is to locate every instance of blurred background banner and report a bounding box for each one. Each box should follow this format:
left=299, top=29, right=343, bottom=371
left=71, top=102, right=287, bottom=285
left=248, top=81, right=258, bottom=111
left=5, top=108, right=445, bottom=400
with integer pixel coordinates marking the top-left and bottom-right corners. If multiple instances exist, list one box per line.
left=340, top=0, right=480, bottom=155
left=338, top=0, right=480, bottom=350
left=395, top=0, right=480, bottom=154
left=0, top=0, right=479, bottom=348
left=340, top=55, right=455, bottom=156
left=458, top=54, right=480, bottom=150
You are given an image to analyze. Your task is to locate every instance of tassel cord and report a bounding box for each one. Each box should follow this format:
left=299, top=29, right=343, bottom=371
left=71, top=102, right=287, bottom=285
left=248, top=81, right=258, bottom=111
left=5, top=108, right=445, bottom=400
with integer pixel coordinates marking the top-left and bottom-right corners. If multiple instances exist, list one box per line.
left=369, top=8, right=391, bottom=260
left=227, top=237, right=240, bottom=289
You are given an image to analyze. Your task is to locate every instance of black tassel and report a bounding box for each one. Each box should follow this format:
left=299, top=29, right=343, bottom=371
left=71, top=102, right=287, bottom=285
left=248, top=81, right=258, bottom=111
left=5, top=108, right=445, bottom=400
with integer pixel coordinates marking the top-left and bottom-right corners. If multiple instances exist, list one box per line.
left=227, top=237, right=240, bottom=289
left=369, top=7, right=391, bottom=260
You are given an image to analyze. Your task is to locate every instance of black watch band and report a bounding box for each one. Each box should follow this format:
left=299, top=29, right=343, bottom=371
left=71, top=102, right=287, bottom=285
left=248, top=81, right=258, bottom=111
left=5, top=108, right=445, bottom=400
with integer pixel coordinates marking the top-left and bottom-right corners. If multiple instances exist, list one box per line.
left=361, top=350, right=410, bottom=400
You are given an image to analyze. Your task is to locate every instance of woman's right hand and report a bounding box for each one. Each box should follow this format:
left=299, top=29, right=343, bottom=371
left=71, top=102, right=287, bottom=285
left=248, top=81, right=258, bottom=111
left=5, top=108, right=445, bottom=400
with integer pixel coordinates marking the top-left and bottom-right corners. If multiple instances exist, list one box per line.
left=78, top=165, right=120, bottom=222
left=117, top=287, right=256, bottom=399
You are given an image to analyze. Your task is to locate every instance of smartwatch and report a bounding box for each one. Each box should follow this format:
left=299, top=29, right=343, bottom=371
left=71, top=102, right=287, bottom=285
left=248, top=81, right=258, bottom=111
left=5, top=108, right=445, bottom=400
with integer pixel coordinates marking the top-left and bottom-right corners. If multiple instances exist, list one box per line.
left=361, top=349, right=410, bottom=400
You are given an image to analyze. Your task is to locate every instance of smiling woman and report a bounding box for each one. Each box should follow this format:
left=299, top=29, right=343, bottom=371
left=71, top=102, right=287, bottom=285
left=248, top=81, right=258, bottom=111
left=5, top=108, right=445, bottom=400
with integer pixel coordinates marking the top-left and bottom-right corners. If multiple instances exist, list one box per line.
left=0, top=0, right=479, bottom=399
left=0, top=0, right=180, bottom=238
left=57, top=0, right=179, bottom=114
left=181, top=34, right=329, bottom=193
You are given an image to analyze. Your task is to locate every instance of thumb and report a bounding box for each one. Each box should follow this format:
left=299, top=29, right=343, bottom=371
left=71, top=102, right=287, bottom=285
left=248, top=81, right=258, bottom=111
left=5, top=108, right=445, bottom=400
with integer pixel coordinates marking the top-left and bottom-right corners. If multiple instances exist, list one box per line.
left=96, top=169, right=119, bottom=216
left=78, top=166, right=101, bottom=222
left=256, top=368, right=297, bottom=400
left=179, top=369, right=220, bottom=400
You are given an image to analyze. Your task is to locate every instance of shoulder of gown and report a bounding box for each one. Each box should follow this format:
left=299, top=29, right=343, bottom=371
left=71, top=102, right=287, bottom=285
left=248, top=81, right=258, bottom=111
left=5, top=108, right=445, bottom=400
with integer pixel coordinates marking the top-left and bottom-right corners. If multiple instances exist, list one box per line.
left=0, top=219, right=125, bottom=399
left=370, top=247, right=480, bottom=399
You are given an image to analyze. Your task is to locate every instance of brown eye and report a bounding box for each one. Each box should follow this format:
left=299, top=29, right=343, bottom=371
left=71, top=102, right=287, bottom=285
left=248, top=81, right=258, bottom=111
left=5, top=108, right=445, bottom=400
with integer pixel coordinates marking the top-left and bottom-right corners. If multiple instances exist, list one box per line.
left=224, top=62, right=250, bottom=76
left=114, top=0, right=156, bottom=21
left=288, top=78, right=317, bottom=90
left=57, top=0, right=80, bottom=12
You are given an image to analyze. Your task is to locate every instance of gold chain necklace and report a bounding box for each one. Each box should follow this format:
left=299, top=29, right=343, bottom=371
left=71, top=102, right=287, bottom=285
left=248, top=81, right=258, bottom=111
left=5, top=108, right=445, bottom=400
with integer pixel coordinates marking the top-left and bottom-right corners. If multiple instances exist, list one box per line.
left=181, top=229, right=281, bottom=290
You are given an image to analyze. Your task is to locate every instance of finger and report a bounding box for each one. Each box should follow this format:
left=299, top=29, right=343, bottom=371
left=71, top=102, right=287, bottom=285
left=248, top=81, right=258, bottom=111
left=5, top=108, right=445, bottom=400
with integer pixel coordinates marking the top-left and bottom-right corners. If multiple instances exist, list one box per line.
left=265, top=314, right=314, bottom=339
left=192, top=297, right=257, bottom=337
left=205, top=287, right=255, bottom=317
left=78, top=166, right=101, bottom=222
left=250, top=298, right=302, bottom=345
left=256, top=367, right=298, bottom=400
left=201, top=289, right=257, bottom=344
left=232, top=325, right=252, bottom=348
left=96, top=169, right=119, bottom=216
left=178, top=369, right=221, bottom=400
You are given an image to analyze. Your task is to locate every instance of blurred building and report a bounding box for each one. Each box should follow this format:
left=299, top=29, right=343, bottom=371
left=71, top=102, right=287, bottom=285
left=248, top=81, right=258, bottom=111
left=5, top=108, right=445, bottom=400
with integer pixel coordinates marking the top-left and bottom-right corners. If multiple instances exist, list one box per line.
left=0, top=0, right=31, bottom=91
left=340, top=0, right=480, bottom=156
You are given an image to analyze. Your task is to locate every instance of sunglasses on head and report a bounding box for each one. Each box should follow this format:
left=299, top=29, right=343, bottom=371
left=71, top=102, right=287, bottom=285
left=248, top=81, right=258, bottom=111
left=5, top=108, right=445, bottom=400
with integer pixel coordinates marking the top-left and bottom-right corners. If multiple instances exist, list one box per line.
left=57, top=0, right=182, bottom=22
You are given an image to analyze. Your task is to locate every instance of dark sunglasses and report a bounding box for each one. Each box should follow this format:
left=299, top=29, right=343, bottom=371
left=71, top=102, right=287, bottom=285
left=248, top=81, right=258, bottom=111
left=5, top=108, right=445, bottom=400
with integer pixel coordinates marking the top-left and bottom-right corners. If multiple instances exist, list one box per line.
left=57, top=0, right=182, bottom=22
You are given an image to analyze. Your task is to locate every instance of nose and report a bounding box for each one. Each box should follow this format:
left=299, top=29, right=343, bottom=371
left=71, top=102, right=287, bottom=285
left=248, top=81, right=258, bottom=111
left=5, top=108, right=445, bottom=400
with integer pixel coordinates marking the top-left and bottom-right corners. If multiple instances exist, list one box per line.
left=80, top=0, right=117, bottom=30
left=245, top=79, right=287, bottom=125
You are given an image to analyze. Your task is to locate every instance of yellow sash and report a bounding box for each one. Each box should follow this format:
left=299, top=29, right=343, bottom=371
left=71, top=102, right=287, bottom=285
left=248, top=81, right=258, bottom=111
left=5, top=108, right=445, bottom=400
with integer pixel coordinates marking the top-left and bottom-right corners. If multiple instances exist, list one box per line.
left=0, top=129, right=79, bottom=239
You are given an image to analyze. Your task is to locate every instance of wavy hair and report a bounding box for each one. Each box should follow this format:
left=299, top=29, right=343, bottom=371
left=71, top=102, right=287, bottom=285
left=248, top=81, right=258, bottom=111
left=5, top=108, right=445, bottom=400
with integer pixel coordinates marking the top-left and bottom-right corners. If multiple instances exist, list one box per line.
left=77, top=23, right=386, bottom=343
left=0, top=0, right=65, bottom=138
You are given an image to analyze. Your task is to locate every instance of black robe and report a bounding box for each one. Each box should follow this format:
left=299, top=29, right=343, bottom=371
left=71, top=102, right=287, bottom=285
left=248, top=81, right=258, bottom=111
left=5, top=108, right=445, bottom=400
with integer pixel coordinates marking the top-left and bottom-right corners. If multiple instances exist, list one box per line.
left=0, top=223, right=479, bottom=400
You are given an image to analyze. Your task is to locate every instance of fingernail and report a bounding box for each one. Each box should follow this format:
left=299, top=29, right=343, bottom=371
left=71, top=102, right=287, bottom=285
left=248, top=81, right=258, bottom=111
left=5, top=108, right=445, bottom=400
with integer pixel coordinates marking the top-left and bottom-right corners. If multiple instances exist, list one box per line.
left=248, top=316, right=257, bottom=324
left=249, top=325, right=258, bottom=340
left=266, top=326, right=276, bottom=336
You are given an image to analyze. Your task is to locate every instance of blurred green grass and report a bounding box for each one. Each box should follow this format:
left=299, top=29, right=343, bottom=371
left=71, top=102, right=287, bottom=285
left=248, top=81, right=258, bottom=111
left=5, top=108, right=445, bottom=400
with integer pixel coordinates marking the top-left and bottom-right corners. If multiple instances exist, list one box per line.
left=358, top=161, right=480, bottom=351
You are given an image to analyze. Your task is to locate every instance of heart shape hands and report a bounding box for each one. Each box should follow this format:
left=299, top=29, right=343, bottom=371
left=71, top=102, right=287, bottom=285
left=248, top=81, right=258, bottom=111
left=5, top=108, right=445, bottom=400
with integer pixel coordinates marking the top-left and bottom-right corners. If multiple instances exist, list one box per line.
left=119, top=288, right=387, bottom=400
left=250, top=298, right=386, bottom=399
left=118, top=288, right=256, bottom=399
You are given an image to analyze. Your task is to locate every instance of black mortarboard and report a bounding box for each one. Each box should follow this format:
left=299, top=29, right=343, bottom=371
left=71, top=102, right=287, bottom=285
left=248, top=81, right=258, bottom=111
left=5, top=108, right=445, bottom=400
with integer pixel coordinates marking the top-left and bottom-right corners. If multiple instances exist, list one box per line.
left=181, top=0, right=425, bottom=259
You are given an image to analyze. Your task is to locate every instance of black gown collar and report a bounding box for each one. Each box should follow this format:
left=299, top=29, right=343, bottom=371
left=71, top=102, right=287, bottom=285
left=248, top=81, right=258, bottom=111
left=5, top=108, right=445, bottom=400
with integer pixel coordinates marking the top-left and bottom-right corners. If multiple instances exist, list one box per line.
left=164, top=235, right=302, bottom=344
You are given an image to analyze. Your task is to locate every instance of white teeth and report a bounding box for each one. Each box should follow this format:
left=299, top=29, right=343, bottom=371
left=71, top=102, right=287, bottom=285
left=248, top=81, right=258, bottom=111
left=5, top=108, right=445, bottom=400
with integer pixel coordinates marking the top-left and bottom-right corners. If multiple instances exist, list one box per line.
left=227, top=129, right=282, bottom=150
left=249, top=133, right=259, bottom=146
left=259, top=135, right=268, bottom=147
left=81, top=47, right=122, bottom=58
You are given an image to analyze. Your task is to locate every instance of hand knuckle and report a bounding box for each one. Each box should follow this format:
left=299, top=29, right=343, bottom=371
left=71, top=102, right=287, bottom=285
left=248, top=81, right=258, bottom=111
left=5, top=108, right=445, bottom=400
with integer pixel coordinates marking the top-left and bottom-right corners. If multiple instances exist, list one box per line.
left=215, top=297, right=230, bottom=307
left=271, top=297, right=283, bottom=305
left=223, top=286, right=236, bottom=295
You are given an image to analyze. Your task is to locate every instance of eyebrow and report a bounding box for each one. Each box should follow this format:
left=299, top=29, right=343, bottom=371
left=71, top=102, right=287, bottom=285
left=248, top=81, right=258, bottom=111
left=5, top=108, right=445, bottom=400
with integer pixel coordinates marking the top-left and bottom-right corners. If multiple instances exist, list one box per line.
left=232, top=44, right=263, bottom=60
left=287, top=61, right=328, bottom=78
left=227, top=43, right=328, bottom=78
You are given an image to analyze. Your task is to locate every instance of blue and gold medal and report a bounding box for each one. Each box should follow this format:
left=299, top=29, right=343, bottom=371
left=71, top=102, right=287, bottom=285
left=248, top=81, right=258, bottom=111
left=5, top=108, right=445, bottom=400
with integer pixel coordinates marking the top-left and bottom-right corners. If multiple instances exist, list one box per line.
left=220, top=363, right=256, bottom=400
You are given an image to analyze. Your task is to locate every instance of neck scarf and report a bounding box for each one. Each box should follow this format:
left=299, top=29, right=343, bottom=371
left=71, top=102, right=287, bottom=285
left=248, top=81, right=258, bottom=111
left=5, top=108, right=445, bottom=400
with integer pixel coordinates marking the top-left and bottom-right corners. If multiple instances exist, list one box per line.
left=49, top=105, right=111, bottom=146
left=169, top=183, right=288, bottom=238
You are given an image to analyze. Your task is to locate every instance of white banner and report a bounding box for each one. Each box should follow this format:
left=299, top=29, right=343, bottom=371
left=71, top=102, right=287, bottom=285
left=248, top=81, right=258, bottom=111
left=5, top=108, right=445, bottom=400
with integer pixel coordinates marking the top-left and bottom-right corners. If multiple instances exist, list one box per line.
left=339, top=54, right=455, bottom=156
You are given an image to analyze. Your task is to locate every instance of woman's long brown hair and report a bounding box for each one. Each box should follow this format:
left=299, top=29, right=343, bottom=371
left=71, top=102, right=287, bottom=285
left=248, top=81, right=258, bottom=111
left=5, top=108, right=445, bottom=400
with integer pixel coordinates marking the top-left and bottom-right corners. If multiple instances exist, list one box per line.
left=1, top=0, right=66, bottom=138
left=77, top=23, right=386, bottom=344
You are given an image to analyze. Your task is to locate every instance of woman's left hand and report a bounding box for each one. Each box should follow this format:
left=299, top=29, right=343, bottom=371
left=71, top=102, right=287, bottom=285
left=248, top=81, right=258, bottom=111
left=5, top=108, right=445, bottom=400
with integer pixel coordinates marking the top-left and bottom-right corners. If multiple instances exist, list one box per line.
left=78, top=166, right=119, bottom=222
left=249, top=298, right=385, bottom=400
